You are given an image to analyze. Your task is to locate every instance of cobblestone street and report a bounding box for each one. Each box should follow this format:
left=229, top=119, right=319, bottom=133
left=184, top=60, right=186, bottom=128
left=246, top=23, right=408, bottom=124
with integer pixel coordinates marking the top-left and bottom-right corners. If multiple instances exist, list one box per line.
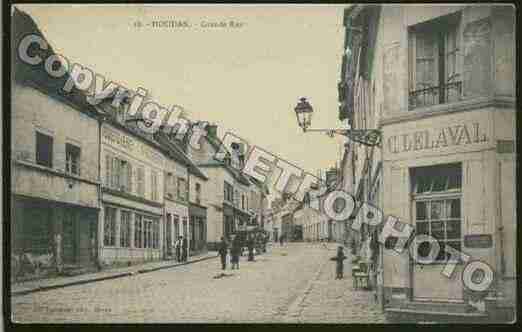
left=12, top=243, right=388, bottom=323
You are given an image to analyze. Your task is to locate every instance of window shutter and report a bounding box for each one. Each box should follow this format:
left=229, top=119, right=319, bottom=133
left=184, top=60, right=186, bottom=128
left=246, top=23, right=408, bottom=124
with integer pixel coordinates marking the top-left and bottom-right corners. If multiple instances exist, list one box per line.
left=415, top=31, right=438, bottom=89
left=150, top=171, right=154, bottom=200
left=444, top=29, right=458, bottom=83
left=112, top=157, right=119, bottom=188
left=137, top=167, right=145, bottom=196
left=409, top=32, right=415, bottom=92
left=134, top=166, right=140, bottom=195
left=105, top=154, right=111, bottom=187
left=127, top=163, right=132, bottom=192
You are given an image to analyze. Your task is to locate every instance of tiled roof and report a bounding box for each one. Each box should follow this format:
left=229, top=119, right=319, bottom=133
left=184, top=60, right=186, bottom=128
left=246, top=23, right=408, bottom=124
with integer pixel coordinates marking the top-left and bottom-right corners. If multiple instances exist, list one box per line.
left=11, top=8, right=98, bottom=117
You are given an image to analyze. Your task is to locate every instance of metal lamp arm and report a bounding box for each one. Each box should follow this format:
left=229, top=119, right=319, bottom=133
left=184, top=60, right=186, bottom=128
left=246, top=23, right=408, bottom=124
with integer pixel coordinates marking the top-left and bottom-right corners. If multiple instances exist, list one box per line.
left=303, top=127, right=382, bottom=147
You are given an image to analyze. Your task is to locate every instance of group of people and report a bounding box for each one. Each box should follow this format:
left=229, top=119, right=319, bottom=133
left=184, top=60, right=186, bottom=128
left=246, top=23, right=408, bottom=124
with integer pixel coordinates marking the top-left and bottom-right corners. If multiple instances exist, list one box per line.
left=218, top=233, right=348, bottom=280
left=218, top=234, right=260, bottom=270
left=174, top=236, right=188, bottom=262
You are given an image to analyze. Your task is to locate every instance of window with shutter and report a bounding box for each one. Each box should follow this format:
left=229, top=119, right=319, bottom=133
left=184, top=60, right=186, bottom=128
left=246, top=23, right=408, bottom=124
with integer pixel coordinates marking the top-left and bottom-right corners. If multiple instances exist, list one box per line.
left=415, top=31, right=438, bottom=91
left=126, top=163, right=132, bottom=193
left=151, top=170, right=158, bottom=201
left=105, top=154, right=112, bottom=187
left=408, top=11, right=462, bottom=110
left=445, top=28, right=460, bottom=102
left=137, top=167, right=145, bottom=197
left=119, top=160, right=128, bottom=191
left=111, top=157, right=119, bottom=189
left=174, top=175, right=178, bottom=197
left=36, top=131, right=53, bottom=168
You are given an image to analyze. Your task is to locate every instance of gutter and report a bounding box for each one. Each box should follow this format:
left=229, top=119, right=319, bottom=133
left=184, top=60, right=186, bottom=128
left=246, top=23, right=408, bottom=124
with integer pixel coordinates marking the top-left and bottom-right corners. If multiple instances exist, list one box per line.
left=96, top=111, right=104, bottom=269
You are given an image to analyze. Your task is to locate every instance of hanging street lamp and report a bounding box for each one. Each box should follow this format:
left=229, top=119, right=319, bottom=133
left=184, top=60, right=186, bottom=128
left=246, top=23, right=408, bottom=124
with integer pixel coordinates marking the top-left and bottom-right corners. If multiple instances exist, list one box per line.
left=293, top=97, right=382, bottom=147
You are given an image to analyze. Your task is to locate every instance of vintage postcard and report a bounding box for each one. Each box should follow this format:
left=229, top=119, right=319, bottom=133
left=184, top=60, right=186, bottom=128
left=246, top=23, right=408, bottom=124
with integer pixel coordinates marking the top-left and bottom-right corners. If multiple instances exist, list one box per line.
left=7, top=3, right=517, bottom=325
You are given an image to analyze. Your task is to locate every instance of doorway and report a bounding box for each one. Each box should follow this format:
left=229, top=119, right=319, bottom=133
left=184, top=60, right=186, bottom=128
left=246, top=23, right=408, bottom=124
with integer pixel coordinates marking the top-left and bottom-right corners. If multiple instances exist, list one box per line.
left=62, top=209, right=77, bottom=265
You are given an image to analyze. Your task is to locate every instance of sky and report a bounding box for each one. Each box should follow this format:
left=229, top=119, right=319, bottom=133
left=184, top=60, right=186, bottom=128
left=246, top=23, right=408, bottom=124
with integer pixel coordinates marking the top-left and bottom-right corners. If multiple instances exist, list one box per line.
left=17, top=4, right=348, bottom=178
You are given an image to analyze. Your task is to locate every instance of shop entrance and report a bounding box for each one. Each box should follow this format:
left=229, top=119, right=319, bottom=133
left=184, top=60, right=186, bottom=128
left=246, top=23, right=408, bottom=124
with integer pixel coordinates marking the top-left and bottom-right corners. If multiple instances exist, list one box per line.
left=62, top=209, right=76, bottom=265
left=410, top=163, right=464, bottom=302
left=62, top=207, right=97, bottom=266
left=166, top=215, right=173, bottom=257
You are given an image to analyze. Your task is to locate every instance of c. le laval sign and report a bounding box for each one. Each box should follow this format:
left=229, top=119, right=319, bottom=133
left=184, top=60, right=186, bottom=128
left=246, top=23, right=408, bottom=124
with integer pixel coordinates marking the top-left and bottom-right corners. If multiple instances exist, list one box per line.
left=386, top=122, right=488, bottom=154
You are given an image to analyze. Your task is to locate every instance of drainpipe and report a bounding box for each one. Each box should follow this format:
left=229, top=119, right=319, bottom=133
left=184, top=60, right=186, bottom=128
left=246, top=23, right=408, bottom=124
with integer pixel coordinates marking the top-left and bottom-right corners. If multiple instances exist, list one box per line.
left=187, top=169, right=191, bottom=258
left=96, top=113, right=103, bottom=270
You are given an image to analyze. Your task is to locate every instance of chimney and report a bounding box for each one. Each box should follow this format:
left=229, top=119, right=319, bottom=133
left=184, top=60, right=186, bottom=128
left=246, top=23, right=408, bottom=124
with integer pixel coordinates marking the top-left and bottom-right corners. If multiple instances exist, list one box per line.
left=207, top=124, right=217, bottom=138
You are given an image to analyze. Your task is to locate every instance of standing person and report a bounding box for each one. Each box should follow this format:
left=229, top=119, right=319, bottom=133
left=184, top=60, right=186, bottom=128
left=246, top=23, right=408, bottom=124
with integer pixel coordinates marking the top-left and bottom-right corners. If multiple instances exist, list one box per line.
left=279, top=233, right=284, bottom=246
left=182, top=236, right=188, bottom=262
left=230, top=235, right=241, bottom=270
left=175, top=236, right=182, bottom=262
left=247, top=235, right=255, bottom=262
left=330, top=246, right=347, bottom=279
left=218, top=237, right=228, bottom=270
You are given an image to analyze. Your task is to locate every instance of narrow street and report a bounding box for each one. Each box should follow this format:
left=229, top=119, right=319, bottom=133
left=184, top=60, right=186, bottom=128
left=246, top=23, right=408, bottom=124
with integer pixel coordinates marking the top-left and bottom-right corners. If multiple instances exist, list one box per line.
left=12, top=243, right=387, bottom=323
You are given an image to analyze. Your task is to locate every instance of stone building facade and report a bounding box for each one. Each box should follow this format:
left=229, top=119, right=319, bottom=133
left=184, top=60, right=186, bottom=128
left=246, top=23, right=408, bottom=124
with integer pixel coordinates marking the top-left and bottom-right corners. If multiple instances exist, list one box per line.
left=98, top=121, right=167, bottom=265
left=338, top=4, right=516, bottom=322
left=184, top=124, right=255, bottom=249
left=11, top=8, right=102, bottom=279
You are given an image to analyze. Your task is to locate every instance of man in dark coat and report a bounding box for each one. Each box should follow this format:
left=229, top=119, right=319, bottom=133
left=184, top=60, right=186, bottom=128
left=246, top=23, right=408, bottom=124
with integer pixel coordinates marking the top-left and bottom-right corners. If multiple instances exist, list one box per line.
left=230, top=236, right=241, bottom=269
left=247, top=235, right=255, bottom=262
left=330, top=246, right=347, bottom=279
left=218, top=237, right=228, bottom=270
left=175, top=236, right=182, bottom=262
left=181, top=236, right=188, bottom=262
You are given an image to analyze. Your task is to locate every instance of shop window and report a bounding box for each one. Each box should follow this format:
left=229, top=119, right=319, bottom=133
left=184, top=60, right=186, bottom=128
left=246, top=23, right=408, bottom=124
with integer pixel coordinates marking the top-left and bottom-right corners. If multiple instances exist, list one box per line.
left=411, top=163, right=462, bottom=263
left=182, top=217, right=188, bottom=238
left=143, top=219, right=152, bottom=249
left=408, top=12, right=462, bottom=110
left=153, top=219, right=159, bottom=249
left=173, top=215, right=180, bottom=239
left=120, top=210, right=131, bottom=247
left=135, top=214, right=143, bottom=248
left=65, top=143, right=81, bottom=175
left=104, top=207, right=116, bottom=247
left=36, top=131, right=53, bottom=168
left=166, top=214, right=172, bottom=250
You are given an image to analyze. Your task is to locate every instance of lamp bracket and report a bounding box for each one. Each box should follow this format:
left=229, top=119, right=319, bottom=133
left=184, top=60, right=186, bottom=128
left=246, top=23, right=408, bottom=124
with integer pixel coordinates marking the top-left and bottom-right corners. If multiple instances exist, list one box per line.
left=347, top=25, right=363, bottom=32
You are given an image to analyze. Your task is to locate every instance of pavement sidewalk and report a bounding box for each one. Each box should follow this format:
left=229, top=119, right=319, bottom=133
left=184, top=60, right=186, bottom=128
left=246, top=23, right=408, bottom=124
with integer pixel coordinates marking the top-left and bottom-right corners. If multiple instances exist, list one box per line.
left=11, top=251, right=218, bottom=296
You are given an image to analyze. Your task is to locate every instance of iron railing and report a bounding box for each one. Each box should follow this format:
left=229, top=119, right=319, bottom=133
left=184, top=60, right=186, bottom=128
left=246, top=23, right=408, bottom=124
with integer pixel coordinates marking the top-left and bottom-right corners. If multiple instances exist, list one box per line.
left=409, top=81, right=462, bottom=110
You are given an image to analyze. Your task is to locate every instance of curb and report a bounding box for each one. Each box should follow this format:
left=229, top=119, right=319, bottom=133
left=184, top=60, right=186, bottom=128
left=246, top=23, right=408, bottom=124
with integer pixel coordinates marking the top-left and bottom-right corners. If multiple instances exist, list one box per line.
left=11, top=255, right=218, bottom=297
left=136, top=255, right=217, bottom=274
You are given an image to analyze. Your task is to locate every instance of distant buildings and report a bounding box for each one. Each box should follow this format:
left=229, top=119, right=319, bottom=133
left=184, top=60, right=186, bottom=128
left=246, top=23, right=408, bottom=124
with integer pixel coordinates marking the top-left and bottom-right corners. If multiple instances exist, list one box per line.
left=180, top=124, right=268, bottom=249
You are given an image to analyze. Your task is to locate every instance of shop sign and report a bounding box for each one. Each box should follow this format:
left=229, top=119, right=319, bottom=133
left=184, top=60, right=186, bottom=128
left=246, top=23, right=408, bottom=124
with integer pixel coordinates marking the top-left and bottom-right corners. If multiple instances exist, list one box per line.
left=103, top=126, right=163, bottom=164
left=387, top=122, right=488, bottom=154
left=464, top=234, right=493, bottom=248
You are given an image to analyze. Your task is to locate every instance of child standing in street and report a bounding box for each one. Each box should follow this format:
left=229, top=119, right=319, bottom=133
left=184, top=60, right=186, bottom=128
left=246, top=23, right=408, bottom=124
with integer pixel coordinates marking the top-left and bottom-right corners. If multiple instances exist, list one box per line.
left=330, top=246, right=347, bottom=279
